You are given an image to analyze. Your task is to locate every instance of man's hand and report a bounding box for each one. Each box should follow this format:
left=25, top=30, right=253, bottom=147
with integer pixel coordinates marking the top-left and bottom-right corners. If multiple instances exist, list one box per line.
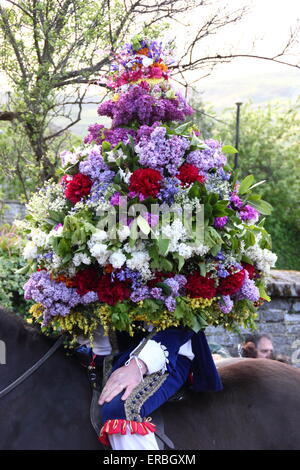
left=98, top=358, right=147, bottom=405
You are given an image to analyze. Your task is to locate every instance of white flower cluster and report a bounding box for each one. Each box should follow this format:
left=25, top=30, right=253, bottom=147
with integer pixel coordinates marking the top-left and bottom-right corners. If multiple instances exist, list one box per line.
left=23, top=241, right=38, bottom=260
left=107, top=148, right=127, bottom=163
left=244, top=244, right=277, bottom=275
left=126, top=250, right=152, bottom=280
left=109, top=250, right=126, bottom=269
left=87, top=229, right=111, bottom=265
left=161, top=218, right=209, bottom=260
left=73, top=253, right=92, bottom=267
left=25, top=182, right=67, bottom=223
left=162, top=218, right=187, bottom=252
left=118, top=168, right=132, bottom=184
left=117, top=225, right=131, bottom=242
left=60, top=145, right=100, bottom=167
left=52, top=252, right=63, bottom=269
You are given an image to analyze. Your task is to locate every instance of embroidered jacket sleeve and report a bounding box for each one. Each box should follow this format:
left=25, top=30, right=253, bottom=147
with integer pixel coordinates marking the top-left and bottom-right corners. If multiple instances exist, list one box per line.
left=136, top=327, right=194, bottom=374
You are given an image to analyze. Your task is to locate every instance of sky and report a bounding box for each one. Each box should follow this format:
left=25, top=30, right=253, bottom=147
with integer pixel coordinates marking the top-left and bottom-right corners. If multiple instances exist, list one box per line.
left=184, top=0, right=300, bottom=82
left=1, top=0, right=300, bottom=126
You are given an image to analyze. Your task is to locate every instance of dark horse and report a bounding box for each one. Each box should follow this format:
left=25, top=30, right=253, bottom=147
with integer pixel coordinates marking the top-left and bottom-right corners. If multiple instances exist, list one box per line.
left=1, top=308, right=300, bottom=450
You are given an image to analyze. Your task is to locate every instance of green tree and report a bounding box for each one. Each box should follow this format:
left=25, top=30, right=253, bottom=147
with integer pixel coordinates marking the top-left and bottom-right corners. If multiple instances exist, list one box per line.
left=0, top=120, right=81, bottom=202
left=0, top=0, right=251, bottom=190
left=214, top=100, right=300, bottom=270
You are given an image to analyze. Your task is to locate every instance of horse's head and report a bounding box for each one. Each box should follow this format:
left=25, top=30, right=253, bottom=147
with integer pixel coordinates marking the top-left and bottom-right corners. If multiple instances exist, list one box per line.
left=0, top=307, right=43, bottom=349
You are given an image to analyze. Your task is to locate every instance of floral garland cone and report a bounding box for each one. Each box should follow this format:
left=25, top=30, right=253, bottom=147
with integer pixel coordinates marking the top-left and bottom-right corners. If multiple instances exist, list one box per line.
left=19, top=36, right=277, bottom=343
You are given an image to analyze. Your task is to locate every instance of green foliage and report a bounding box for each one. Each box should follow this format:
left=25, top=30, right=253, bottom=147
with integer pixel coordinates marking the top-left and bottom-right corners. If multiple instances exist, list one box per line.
left=0, top=0, right=172, bottom=197
left=0, top=120, right=81, bottom=201
left=0, top=224, right=33, bottom=314
left=214, top=100, right=300, bottom=270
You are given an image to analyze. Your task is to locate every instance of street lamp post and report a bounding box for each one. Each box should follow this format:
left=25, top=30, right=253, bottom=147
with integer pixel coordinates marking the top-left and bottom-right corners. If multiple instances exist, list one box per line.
left=234, top=102, right=243, bottom=170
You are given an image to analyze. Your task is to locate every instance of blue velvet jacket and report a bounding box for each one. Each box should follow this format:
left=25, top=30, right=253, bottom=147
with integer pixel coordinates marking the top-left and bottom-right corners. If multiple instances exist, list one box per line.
left=112, top=327, right=223, bottom=393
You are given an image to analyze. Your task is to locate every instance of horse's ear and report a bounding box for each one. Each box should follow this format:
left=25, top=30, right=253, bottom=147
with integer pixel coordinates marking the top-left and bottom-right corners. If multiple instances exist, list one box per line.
left=242, top=341, right=257, bottom=358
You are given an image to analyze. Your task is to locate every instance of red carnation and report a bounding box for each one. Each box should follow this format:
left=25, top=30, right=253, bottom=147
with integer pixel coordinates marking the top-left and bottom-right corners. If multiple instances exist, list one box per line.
left=97, top=274, right=131, bottom=306
left=217, top=269, right=246, bottom=296
left=65, top=173, right=92, bottom=204
left=74, top=267, right=100, bottom=295
left=129, top=168, right=162, bottom=198
left=177, top=163, right=205, bottom=187
left=185, top=271, right=216, bottom=299
left=242, top=262, right=255, bottom=280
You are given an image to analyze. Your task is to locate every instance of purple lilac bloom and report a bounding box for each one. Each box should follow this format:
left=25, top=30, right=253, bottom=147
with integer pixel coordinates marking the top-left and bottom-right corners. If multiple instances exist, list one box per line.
left=217, top=168, right=231, bottom=181
left=158, top=177, right=180, bottom=205
left=79, top=147, right=109, bottom=181
left=23, top=271, right=96, bottom=325
left=164, top=278, right=180, bottom=297
left=81, top=291, right=98, bottom=303
left=164, top=296, right=176, bottom=312
left=142, top=212, right=159, bottom=228
left=110, top=192, right=122, bottom=206
left=98, top=84, right=194, bottom=128
left=214, top=216, right=228, bottom=229
left=150, top=287, right=165, bottom=300
left=136, top=126, right=190, bottom=176
left=173, top=274, right=187, bottom=289
left=130, top=286, right=150, bottom=302
left=186, top=139, right=227, bottom=172
left=229, top=192, right=244, bottom=209
left=219, top=295, right=233, bottom=314
left=136, top=122, right=161, bottom=141
left=239, top=204, right=259, bottom=222
left=87, top=181, right=111, bottom=205
left=84, top=124, right=136, bottom=147
left=218, top=266, right=230, bottom=278
left=236, top=270, right=260, bottom=302
left=215, top=251, right=225, bottom=261
left=114, top=268, right=142, bottom=290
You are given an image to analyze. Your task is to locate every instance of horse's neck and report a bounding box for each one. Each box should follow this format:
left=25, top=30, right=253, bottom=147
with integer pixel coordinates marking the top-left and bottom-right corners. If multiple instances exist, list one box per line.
left=0, top=310, right=53, bottom=385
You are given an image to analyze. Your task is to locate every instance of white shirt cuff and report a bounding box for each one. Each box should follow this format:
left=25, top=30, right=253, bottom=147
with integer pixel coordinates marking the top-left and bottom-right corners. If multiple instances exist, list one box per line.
left=137, top=339, right=169, bottom=375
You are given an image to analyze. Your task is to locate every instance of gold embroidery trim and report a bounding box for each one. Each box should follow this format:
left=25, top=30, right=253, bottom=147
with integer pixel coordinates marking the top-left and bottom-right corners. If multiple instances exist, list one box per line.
left=124, top=371, right=168, bottom=422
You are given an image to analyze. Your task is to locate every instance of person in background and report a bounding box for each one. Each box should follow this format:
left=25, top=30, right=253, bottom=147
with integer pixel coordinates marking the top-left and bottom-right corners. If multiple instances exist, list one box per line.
left=239, top=333, right=274, bottom=359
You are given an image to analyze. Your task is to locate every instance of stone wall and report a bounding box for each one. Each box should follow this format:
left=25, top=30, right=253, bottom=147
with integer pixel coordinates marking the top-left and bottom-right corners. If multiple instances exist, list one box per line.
left=0, top=200, right=26, bottom=225
left=205, top=269, right=300, bottom=365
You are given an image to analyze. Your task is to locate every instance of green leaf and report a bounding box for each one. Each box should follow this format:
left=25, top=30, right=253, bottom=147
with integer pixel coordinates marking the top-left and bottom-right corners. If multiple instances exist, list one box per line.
left=136, top=215, right=151, bottom=235
left=174, top=121, right=193, bottom=134
left=178, top=255, right=185, bottom=272
left=15, top=263, right=31, bottom=275
left=190, top=133, right=206, bottom=148
left=210, top=244, right=222, bottom=256
left=48, top=210, right=64, bottom=223
left=247, top=198, right=273, bottom=215
left=157, top=237, right=169, bottom=256
left=102, top=141, right=111, bottom=152
left=238, top=175, right=255, bottom=194
left=161, top=258, right=173, bottom=271
left=248, top=180, right=266, bottom=191
left=222, top=145, right=238, bottom=154
left=241, top=255, right=254, bottom=264
left=191, top=313, right=208, bottom=333
left=258, top=281, right=271, bottom=302
left=156, top=282, right=172, bottom=295
left=208, top=193, right=219, bottom=205
left=198, top=262, right=206, bottom=276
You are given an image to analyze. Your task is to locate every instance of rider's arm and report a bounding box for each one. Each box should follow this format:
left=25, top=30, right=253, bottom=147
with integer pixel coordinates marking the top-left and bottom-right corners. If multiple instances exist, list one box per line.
left=132, top=327, right=195, bottom=375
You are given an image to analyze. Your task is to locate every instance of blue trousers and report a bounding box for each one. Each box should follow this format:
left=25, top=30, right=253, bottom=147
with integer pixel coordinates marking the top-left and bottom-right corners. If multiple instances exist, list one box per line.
left=101, top=354, right=192, bottom=423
